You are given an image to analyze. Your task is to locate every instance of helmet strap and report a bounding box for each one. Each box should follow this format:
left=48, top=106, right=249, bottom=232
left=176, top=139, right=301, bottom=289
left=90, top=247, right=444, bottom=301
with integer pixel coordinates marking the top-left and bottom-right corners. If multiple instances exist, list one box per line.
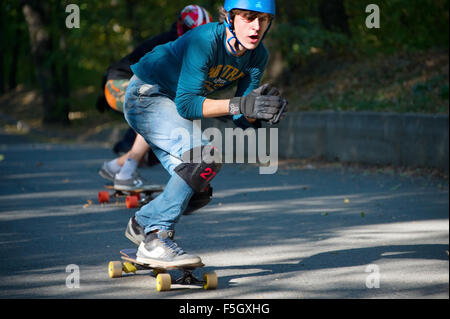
left=225, top=13, right=243, bottom=55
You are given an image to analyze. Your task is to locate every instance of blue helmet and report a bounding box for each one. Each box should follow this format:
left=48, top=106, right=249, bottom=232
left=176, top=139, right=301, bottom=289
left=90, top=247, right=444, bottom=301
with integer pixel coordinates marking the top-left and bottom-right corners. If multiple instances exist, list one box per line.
left=224, top=0, right=276, bottom=16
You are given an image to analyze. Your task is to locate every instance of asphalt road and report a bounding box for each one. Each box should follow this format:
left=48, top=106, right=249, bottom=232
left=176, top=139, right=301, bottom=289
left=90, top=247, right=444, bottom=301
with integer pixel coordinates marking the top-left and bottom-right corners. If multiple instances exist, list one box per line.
left=0, top=133, right=448, bottom=299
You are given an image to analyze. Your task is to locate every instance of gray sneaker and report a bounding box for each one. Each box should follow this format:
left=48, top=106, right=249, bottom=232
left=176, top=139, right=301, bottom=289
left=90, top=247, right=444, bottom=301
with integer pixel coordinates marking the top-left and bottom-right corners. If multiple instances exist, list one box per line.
left=125, top=216, right=146, bottom=246
left=136, top=230, right=201, bottom=267
left=125, top=216, right=175, bottom=246
left=114, top=172, right=162, bottom=191
left=98, top=162, right=116, bottom=182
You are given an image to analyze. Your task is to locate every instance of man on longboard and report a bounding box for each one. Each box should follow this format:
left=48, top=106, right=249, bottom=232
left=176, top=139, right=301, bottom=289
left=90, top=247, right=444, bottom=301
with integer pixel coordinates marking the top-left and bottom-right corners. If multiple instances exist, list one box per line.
left=122, top=0, right=287, bottom=268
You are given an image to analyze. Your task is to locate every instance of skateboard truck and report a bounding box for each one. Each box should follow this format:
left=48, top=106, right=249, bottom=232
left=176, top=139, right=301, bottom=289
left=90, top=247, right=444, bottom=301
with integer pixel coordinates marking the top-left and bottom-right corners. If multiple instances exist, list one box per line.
left=176, top=269, right=202, bottom=285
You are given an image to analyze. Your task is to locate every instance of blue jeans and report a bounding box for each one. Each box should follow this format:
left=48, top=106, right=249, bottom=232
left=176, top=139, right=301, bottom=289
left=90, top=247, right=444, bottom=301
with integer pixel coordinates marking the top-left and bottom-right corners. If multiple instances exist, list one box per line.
left=123, top=75, right=209, bottom=233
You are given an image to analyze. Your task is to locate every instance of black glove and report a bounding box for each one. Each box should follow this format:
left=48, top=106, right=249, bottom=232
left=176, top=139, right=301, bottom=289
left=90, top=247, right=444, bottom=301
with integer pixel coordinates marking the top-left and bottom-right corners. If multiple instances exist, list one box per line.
left=269, top=97, right=287, bottom=125
left=249, top=83, right=280, bottom=97
left=229, top=84, right=287, bottom=124
left=252, top=83, right=287, bottom=125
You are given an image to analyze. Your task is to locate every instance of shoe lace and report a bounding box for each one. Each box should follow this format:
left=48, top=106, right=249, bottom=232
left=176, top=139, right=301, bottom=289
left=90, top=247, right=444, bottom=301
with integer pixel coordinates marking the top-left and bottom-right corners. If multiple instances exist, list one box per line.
left=160, top=236, right=185, bottom=256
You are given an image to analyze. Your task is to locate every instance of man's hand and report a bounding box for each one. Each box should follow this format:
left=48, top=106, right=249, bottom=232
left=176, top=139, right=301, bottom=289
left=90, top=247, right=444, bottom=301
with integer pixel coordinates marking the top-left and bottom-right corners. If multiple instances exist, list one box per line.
left=229, top=83, right=288, bottom=124
left=268, top=97, right=287, bottom=125
left=249, top=83, right=280, bottom=97
left=254, top=83, right=287, bottom=125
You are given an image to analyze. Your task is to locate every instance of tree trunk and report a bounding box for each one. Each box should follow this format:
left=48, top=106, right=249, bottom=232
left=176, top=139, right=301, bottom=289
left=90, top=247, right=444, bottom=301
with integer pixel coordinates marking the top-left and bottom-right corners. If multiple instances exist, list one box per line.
left=0, top=3, right=5, bottom=94
left=8, top=26, right=21, bottom=90
left=318, top=0, right=351, bottom=36
left=0, top=42, right=4, bottom=94
left=22, top=1, right=69, bottom=124
left=126, top=0, right=142, bottom=45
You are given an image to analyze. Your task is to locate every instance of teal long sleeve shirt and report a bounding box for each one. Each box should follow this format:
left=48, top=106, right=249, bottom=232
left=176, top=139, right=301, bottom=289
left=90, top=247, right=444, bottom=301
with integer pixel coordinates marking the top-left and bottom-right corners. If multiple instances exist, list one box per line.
left=130, top=22, right=268, bottom=128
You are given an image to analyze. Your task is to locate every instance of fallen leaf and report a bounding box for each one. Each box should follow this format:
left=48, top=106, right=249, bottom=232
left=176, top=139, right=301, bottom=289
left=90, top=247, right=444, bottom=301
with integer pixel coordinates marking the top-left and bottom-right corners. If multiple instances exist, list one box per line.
left=83, top=199, right=93, bottom=208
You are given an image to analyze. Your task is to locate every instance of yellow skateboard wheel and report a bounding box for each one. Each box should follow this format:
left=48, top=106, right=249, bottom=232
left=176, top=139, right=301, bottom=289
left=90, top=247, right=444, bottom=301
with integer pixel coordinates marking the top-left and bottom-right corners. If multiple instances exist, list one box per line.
left=156, top=273, right=171, bottom=292
left=153, top=268, right=167, bottom=276
left=122, top=262, right=137, bottom=274
left=203, top=272, right=218, bottom=290
left=108, top=261, right=123, bottom=278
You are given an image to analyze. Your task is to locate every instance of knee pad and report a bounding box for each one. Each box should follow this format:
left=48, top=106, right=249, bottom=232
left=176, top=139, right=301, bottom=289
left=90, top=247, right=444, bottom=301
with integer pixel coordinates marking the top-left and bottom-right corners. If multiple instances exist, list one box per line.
left=184, top=185, right=213, bottom=215
left=174, top=145, right=222, bottom=193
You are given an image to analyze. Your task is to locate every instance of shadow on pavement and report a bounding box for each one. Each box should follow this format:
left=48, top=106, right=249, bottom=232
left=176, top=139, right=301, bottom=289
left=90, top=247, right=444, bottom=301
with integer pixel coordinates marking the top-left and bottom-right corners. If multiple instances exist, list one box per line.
left=0, top=139, right=448, bottom=298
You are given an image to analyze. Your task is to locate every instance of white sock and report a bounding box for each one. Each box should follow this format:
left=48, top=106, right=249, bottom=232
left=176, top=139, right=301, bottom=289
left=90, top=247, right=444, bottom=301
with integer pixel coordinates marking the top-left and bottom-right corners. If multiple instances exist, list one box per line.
left=106, top=159, right=121, bottom=174
left=116, top=158, right=138, bottom=180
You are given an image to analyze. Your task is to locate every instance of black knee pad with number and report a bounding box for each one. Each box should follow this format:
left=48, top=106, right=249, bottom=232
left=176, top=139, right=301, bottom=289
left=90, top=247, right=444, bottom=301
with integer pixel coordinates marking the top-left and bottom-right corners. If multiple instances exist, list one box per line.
left=174, top=145, right=222, bottom=193
left=184, top=185, right=213, bottom=215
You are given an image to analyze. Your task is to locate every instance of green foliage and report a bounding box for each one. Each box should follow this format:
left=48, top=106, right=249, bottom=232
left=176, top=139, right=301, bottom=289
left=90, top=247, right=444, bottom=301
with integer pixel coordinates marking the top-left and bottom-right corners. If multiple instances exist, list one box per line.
left=67, top=0, right=191, bottom=87
left=270, top=19, right=350, bottom=67
left=345, top=0, right=449, bottom=53
left=1, top=0, right=448, bottom=118
left=270, top=0, right=449, bottom=70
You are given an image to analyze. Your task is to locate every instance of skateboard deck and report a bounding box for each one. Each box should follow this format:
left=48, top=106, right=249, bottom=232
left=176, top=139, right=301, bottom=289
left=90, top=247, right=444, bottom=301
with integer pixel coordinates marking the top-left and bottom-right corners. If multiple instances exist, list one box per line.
left=108, top=248, right=218, bottom=291
left=98, top=184, right=164, bottom=208
left=104, top=184, right=164, bottom=192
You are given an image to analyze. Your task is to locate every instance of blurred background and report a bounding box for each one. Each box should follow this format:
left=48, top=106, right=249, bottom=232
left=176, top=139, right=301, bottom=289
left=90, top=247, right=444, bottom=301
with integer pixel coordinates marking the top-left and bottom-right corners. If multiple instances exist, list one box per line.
left=0, top=0, right=448, bottom=139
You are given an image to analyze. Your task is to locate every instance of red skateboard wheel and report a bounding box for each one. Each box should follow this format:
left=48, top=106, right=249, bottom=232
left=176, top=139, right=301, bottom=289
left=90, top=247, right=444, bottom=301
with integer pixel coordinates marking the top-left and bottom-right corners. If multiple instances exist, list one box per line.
left=131, top=192, right=141, bottom=200
left=126, top=195, right=139, bottom=208
left=98, top=191, right=110, bottom=203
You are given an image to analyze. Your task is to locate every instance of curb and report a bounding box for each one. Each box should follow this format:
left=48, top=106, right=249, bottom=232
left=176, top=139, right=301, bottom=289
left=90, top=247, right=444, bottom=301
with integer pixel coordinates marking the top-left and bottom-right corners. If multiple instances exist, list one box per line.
left=202, top=111, right=449, bottom=173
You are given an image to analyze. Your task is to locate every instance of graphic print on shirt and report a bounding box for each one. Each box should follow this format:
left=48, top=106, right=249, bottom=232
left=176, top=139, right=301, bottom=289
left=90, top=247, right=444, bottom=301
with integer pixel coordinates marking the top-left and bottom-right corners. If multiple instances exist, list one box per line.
left=204, top=64, right=245, bottom=92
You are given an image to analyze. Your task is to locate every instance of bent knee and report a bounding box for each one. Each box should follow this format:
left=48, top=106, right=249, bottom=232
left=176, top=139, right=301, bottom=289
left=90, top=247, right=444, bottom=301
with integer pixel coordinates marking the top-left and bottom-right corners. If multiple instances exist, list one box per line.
left=174, top=145, right=222, bottom=192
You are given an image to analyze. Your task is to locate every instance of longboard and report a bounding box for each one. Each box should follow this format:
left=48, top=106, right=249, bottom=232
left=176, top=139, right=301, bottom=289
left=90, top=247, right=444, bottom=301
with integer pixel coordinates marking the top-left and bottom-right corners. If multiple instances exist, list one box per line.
left=98, top=184, right=164, bottom=208
left=108, top=248, right=218, bottom=291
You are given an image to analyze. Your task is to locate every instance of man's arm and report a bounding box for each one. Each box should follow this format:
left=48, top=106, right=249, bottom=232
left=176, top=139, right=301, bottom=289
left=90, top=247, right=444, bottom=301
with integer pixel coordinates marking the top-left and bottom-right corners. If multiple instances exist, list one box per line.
left=202, top=98, right=257, bottom=123
left=202, top=98, right=229, bottom=118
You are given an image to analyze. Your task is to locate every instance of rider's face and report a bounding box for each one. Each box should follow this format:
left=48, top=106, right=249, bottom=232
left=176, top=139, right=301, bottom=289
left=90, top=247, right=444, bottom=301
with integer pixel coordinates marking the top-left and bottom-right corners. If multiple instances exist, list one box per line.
left=232, top=10, right=272, bottom=51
